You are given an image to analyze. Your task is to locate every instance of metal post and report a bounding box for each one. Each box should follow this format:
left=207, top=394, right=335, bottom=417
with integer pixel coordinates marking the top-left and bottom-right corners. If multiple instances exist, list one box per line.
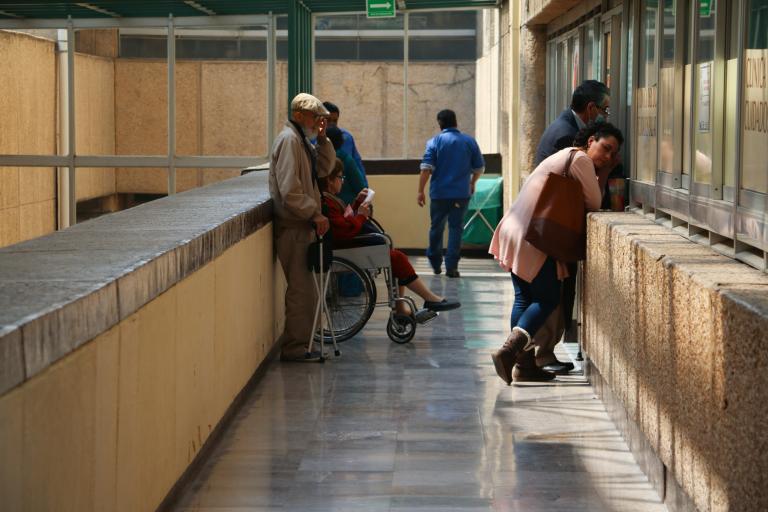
left=55, top=28, right=70, bottom=230
left=403, top=11, right=409, bottom=158
left=267, top=13, right=276, bottom=154
left=168, top=15, right=177, bottom=195
left=288, top=0, right=297, bottom=101
left=310, top=11, right=315, bottom=93
left=496, top=7, right=502, bottom=155
left=67, top=18, right=76, bottom=226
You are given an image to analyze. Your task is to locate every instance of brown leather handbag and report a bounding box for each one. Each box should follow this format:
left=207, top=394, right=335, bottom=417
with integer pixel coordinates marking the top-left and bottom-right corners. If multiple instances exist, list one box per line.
left=524, top=149, right=587, bottom=262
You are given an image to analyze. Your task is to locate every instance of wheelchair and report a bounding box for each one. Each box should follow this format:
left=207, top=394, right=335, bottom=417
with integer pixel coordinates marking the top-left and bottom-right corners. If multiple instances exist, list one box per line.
left=314, top=220, right=437, bottom=345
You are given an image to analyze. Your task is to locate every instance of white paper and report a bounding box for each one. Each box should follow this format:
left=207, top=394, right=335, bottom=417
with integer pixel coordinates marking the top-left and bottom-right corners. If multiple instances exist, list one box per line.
left=362, top=189, right=375, bottom=204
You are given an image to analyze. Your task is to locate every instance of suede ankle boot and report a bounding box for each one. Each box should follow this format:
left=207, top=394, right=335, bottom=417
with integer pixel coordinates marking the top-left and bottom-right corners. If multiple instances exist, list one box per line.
left=491, top=327, right=532, bottom=385
left=513, top=350, right=556, bottom=382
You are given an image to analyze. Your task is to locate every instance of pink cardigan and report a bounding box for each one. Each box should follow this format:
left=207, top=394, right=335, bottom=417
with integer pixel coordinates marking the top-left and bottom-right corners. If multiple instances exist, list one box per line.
left=489, top=148, right=602, bottom=282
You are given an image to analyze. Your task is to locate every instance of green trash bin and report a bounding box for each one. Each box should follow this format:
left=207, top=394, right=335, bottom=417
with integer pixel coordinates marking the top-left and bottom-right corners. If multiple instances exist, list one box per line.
left=462, top=176, right=503, bottom=246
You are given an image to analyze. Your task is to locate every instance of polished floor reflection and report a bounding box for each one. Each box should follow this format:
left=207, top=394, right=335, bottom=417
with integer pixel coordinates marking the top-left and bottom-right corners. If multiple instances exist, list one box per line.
left=171, top=257, right=666, bottom=512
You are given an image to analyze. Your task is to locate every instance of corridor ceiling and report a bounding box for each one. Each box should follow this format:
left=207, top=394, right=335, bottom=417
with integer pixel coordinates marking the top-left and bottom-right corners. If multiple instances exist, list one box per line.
left=0, top=0, right=500, bottom=19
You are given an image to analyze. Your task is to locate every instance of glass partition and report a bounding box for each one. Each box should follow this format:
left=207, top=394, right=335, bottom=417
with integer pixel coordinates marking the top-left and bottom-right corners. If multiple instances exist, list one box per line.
left=739, top=0, right=768, bottom=255
left=407, top=11, right=480, bottom=158
left=692, top=0, right=718, bottom=187
left=172, top=24, right=271, bottom=159
left=741, top=0, right=768, bottom=196
left=635, top=0, right=658, bottom=183
left=659, top=0, right=680, bottom=175
left=313, top=13, right=405, bottom=159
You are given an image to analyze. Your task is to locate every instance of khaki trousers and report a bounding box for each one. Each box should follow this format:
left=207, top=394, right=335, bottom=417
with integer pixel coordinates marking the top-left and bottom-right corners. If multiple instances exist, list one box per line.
left=276, top=224, right=318, bottom=357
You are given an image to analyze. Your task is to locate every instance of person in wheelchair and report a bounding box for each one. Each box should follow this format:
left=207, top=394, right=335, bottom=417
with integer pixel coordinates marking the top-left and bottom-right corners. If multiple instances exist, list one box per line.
left=319, top=159, right=460, bottom=316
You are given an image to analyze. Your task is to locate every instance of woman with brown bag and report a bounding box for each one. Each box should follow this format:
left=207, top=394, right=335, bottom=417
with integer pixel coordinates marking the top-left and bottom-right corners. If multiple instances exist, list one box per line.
left=489, top=122, right=624, bottom=384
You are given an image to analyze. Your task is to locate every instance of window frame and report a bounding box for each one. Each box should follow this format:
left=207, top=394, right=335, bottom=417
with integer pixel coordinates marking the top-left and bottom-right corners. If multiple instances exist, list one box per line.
left=628, top=0, right=768, bottom=272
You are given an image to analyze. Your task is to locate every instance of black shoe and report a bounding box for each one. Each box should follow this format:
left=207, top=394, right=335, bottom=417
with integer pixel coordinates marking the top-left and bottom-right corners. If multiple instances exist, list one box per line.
left=423, top=299, right=461, bottom=312
left=541, top=362, right=572, bottom=375
left=541, top=358, right=574, bottom=372
left=432, top=267, right=442, bottom=275
left=446, top=269, right=460, bottom=278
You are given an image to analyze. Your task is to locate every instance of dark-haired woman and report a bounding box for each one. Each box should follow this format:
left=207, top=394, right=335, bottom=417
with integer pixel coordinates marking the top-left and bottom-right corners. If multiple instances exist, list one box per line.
left=326, top=126, right=367, bottom=205
left=320, top=159, right=460, bottom=315
left=489, top=123, right=624, bottom=384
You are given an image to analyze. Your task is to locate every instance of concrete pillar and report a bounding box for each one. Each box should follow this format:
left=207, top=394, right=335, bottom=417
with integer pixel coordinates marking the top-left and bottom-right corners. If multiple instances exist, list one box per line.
left=517, top=24, right=547, bottom=180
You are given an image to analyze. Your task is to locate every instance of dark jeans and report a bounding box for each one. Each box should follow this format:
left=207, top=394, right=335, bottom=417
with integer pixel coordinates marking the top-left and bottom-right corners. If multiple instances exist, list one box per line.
left=510, top=258, right=562, bottom=337
left=427, top=198, right=469, bottom=271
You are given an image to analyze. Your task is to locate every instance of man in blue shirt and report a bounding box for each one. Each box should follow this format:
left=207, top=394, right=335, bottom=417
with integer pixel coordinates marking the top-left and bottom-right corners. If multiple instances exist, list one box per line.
left=323, top=101, right=368, bottom=188
left=418, top=109, right=485, bottom=278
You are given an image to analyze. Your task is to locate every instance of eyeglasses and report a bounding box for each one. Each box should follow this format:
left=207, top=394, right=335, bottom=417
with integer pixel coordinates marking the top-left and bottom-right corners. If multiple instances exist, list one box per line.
left=301, top=110, right=322, bottom=121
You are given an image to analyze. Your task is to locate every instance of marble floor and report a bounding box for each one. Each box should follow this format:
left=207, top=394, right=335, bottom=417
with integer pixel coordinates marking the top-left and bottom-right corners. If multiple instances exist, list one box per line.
left=170, top=257, right=667, bottom=512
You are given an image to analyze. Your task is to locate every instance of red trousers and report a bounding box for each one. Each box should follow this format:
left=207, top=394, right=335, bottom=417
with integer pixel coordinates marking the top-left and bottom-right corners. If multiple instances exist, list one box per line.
left=390, top=249, right=417, bottom=285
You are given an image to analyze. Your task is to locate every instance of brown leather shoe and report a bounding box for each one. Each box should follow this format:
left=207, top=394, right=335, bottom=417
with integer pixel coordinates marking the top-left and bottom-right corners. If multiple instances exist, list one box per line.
left=491, top=328, right=531, bottom=385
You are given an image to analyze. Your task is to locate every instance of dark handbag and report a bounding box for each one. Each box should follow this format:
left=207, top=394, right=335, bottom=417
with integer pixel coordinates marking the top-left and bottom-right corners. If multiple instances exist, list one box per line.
left=524, top=149, right=586, bottom=262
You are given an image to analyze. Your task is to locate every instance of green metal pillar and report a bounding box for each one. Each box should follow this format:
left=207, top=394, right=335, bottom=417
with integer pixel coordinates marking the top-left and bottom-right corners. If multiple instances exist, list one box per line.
left=288, top=0, right=313, bottom=104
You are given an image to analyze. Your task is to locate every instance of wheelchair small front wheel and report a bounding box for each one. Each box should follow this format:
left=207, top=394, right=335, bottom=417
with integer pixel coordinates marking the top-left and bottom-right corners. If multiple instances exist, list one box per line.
left=387, top=313, right=416, bottom=344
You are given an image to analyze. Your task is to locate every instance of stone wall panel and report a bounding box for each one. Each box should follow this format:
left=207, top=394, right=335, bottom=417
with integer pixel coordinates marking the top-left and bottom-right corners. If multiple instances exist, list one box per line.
left=585, top=212, right=768, bottom=512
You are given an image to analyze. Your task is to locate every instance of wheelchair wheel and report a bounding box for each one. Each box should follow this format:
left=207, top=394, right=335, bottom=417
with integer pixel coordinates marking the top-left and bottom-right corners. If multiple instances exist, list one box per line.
left=315, top=257, right=376, bottom=343
left=387, top=313, right=416, bottom=344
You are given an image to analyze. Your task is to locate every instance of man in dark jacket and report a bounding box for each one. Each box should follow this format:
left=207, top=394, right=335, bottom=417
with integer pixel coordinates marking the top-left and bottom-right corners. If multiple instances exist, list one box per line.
left=531, top=80, right=611, bottom=377
left=534, top=80, right=611, bottom=167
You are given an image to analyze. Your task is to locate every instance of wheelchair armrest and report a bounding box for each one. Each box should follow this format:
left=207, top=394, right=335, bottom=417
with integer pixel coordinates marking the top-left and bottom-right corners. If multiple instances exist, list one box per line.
left=351, top=233, right=392, bottom=248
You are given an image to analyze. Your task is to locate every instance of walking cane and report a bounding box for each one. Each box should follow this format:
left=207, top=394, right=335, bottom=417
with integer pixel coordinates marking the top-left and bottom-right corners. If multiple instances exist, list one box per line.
left=306, top=232, right=341, bottom=361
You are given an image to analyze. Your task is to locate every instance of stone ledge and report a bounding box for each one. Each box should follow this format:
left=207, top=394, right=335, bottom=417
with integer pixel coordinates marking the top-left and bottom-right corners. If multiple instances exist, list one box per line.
left=584, top=212, right=768, bottom=512
left=0, top=173, right=272, bottom=395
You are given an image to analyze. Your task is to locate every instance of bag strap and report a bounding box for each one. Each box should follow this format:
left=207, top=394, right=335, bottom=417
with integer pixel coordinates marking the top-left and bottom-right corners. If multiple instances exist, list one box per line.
left=288, top=119, right=318, bottom=187
left=562, top=149, right=578, bottom=178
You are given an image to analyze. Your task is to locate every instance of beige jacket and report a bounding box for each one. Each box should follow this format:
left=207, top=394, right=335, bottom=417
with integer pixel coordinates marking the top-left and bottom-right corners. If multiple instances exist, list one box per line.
left=269, top=121, right=336, bottom=227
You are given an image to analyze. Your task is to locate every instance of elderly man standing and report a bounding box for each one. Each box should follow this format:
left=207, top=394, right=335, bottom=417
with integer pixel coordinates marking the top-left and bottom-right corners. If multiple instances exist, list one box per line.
left=269, top=93, right=336, bottom=362
left=418, top=109, right=485, bottom=278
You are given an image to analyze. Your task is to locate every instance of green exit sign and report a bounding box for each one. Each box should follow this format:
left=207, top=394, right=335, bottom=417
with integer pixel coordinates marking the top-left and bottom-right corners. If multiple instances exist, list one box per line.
left=700, top=0, right=712, bottom=17
left=367, top=0, right=396, bottom=18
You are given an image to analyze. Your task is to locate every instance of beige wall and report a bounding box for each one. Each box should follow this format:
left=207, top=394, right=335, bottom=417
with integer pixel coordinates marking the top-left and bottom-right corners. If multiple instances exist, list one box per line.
left=75, top=53, right=117, bottom=201
left=314, top=61, right=477, bottom=159
left=366, top=175, right=432, bottom=249
left=114, top=59, right=268, bottom=193
left=0, top=31, right=57, bottom=248
left=0, top=224, right=286, bottom=511
left=584, top=212, right=768, bottom=512
left=0, top=32, right=118, bottom=247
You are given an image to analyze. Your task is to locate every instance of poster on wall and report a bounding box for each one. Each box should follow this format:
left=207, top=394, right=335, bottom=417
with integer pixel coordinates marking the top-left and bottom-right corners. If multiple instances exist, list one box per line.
left=698, top=62, right=712, bottom=132
left=742, top=49, right=768, bottom=193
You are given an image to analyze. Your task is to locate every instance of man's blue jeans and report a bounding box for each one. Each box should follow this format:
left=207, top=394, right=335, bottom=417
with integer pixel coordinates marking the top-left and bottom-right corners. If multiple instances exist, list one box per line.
left=510, top=258, right=561, bottom=337
left=427, top=198, right=469, bottom=272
